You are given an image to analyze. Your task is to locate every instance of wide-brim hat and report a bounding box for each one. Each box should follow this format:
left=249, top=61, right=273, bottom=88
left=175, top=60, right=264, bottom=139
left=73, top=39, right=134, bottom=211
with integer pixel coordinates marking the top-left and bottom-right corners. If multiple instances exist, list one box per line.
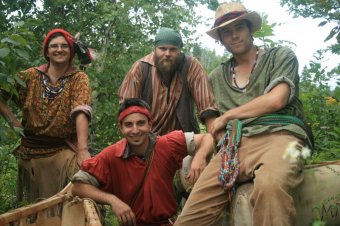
left=207, top=2, right=262, bottom=40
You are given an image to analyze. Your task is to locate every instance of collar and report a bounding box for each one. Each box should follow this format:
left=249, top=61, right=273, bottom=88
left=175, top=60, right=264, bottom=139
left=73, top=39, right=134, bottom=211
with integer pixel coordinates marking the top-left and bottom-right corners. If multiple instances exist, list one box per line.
left=35, top=64, right=78, bottom=77
left=122, top=133, right=157, bottom=161
left=140, top=52, right=156, bottom=67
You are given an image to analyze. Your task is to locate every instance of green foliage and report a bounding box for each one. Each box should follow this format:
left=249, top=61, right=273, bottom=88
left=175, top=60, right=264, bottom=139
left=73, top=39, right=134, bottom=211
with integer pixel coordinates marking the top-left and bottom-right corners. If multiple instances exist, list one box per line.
left=0, top=142, right=19, bottom=214
left=255, top=14, right=296, bottom=49
left=0, top=0, right=216, bottom=213
left=83, top=0, right=215, bottom=149
left=0, top=0, right=215, bottom=149
left=191, top=43, right=230, bottom=73
left=0, top=23, right=35, bottom=144
left=279, top=0, right=340, bottom=53
left=300, top=50, right=340, bottom=162
left=277, top=1, right=340, bottom=163
left=312, top=221, right=326, bottom=226
left=0, top=23, right=35, bottom=94
left=0, top=0, right=339, bottom=222
left=279, top=0, right=339, bottom=22
left=102, top=206, right=119, bottom=226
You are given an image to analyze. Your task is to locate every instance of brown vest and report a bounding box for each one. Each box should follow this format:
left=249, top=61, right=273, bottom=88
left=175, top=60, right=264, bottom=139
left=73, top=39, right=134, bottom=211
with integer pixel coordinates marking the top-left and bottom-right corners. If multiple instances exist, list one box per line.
left=140, top=55, right=199, bottom=134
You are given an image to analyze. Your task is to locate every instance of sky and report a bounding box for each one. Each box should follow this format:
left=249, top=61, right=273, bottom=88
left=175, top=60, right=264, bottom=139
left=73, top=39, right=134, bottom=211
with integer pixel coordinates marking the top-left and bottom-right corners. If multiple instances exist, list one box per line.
left=194, top=0, right=339, bottom=80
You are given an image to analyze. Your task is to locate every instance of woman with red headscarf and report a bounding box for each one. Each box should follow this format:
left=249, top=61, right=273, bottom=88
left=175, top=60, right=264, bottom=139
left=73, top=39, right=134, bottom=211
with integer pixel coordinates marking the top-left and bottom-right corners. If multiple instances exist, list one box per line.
left=0, top=28, right=92, bottom=202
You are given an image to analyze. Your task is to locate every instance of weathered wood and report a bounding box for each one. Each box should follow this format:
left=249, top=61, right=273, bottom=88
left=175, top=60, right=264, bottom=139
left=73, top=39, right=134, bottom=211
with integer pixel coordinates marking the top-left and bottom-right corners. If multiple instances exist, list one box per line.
left=0, top=183, right=103, bottom=226
left=0, top=185, right=69, bottom=225
left=83, top=200, right=102, bottom=226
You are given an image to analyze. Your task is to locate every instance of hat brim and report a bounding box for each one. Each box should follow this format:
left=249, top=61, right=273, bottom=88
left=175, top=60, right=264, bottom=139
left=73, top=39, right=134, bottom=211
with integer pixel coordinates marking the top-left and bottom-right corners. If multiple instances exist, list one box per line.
left=206, top=12, right=262, bottom=40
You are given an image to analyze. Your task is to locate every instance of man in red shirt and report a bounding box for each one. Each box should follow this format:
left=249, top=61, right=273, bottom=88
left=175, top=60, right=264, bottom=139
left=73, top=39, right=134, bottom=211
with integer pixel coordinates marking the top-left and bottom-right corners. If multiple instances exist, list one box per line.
left=71, top=98, right=215, bottom=226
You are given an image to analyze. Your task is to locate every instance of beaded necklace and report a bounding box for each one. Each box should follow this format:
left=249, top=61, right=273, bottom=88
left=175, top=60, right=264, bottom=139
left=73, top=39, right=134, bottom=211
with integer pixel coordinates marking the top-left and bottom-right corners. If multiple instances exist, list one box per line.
left=41, top=73, right=67, bottom=101
left=39, top=72, right=68, bottom=121
left=231, top=46, right=259, bottom=91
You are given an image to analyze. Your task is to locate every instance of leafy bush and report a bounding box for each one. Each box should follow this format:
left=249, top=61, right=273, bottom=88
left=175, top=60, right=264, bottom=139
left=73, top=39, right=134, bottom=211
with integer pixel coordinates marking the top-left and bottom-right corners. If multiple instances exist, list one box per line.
left=0, top=24, right=35, bottom=213
left=300, top=50, right=340, bottom=162
left=0, top=142, right=19, bottom=214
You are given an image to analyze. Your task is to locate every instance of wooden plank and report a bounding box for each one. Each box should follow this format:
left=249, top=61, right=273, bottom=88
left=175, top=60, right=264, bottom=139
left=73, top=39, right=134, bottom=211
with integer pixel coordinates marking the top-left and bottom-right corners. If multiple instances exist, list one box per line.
left=0, top=183, right=72, bottom=225
left=83, top=200, right=102, bottom=226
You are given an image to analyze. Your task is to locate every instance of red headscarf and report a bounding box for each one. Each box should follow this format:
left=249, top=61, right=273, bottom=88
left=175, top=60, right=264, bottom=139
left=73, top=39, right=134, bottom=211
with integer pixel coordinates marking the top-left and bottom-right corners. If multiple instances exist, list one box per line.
left=118, top=106, right=153, bottom=125
left=42, top=28, right=76, bottom=63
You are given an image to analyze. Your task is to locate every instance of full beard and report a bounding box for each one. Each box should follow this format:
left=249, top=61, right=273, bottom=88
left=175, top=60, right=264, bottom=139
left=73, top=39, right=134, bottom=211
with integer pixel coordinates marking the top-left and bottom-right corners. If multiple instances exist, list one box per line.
left=154, top=54, right=182, bottom=77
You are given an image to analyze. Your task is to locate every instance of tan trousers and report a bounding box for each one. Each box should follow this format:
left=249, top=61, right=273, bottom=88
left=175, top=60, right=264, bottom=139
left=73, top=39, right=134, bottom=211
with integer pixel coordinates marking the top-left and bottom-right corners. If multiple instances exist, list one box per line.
left=18, top=148, right=78, bottom=203
left=175, top=131, right=304, bottom=226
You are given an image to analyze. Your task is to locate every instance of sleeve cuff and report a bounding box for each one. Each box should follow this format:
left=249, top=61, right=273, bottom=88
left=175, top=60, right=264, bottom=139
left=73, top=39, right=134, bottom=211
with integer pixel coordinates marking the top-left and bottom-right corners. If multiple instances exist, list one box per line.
left=70, top=104, right=93, bottom=122
left=199, top=108, right=220, bottom=123
left=71, top=170, right=100, bottom=187
left=264, top=76, right=296, bottom=103
left=184, top=132, right=195, bottom=156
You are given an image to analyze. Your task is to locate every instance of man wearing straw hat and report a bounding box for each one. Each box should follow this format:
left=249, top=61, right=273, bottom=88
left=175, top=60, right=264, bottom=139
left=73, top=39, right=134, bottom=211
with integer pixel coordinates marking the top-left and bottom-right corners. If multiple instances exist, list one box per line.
left=175, top=2, right=313, bottom=226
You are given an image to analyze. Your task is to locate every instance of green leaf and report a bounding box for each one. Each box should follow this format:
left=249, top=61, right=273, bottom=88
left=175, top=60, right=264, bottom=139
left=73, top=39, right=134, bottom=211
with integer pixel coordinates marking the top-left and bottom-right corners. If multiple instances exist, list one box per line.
left=318, top=21, right=327, bottom=27
left=0, top=83, right=11, bottom=92
left=14, top=76, right=26, bottom=88
left=25, top=44, right=32, bottom=51
left=13, top=126, right=24, bottom=136
left=327, top=132, right=340, bottom=138
left=324, top=28, right=337, bottom=42
left=10, top=88, right=19, bottom=98
left=6, top=77, right=15, bottom=85
left=13, top=48, right=29, bottom=60
left=0, top=73, right=7, bottom=79
left=0, top=48, right=10, bottom=58
left=9, top=34, right=27, bottom=46
left=1, top=37, right=20, bottom=46
left=0, top=74, right=8, bottom=88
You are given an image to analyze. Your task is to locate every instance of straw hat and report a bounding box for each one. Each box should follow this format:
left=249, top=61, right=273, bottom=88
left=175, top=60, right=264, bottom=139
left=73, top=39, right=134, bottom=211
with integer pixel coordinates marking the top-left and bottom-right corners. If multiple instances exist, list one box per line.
left=207, top=2, right=262, bottom=40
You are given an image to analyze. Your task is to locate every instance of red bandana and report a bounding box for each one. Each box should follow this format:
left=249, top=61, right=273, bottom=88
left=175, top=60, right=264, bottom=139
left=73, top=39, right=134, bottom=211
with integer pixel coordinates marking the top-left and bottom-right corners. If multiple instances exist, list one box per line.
left=118, top=106, right=153, bottom=124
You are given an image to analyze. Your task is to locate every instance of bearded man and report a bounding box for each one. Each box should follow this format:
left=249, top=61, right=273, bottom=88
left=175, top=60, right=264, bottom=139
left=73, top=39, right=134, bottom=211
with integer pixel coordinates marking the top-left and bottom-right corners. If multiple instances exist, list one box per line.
left=118, top=27, right=219, bottom=136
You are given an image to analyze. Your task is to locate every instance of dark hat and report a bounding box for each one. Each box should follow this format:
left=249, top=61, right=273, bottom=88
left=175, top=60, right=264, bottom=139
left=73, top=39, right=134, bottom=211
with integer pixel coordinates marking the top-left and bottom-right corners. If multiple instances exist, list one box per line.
left=207, top=2, right=262, bottom=40
left=154, top=27, right=183, bottom=48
